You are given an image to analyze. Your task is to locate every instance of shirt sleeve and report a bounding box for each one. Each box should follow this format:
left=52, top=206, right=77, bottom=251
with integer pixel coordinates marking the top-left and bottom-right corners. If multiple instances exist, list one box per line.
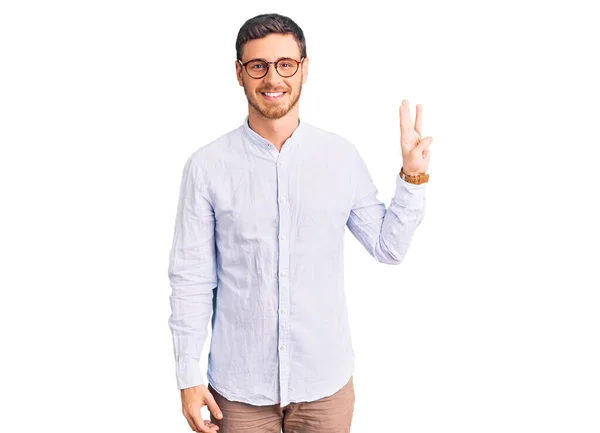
left=346, top=145, right=427, bottom=264
left=167, top=155, right=217, bottom=389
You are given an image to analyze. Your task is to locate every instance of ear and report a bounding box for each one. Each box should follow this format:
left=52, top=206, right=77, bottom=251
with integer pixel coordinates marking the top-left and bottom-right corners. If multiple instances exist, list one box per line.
left=301, top=56, right=309, bottom=84
left=235, top=60, right=243, bottom=86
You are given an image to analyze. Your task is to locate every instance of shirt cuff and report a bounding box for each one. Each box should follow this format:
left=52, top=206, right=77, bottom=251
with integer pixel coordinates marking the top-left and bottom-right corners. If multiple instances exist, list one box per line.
left=176, top=357, right=206, bottom=390
left=394, top=173, right=427, bottom=209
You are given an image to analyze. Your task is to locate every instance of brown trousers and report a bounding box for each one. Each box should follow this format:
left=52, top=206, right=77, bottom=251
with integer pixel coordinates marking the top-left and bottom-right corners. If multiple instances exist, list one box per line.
left=208, top=376, right=355, bottom=433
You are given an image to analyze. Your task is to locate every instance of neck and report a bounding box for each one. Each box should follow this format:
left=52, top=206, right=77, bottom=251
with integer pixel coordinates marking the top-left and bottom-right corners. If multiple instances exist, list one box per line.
left=247, top=108, right=300, bottom=152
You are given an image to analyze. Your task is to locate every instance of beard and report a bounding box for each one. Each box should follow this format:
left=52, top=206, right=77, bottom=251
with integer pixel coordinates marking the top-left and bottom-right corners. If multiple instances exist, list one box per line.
left=244, top=81, right=303, bottom=120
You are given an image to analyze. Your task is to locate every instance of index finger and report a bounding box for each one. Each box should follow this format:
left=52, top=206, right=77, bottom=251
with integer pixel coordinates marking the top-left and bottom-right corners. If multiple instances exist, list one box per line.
left=189, top=410, right=215, bottom=433
left=399, top=99, right=412, bottom=137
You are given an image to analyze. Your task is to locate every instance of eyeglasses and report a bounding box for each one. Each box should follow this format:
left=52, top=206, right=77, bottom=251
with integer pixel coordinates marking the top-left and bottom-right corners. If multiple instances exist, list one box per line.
left=238, top=57, right=305, bottom=79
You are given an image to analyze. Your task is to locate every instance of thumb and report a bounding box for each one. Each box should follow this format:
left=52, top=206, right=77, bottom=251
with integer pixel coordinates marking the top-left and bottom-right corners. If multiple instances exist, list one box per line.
left=417, top=136, right=433, bottom=151
left=205, top=393, right=223, bottom=420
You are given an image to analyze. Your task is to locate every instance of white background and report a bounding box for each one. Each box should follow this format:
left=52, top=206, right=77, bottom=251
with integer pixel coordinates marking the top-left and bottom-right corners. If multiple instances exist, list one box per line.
left=1, top=1, right=599, bottom=432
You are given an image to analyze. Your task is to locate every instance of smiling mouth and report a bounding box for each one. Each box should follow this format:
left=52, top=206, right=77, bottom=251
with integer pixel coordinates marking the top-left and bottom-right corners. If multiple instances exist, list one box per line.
left=261, top=91, right=287, bottom=101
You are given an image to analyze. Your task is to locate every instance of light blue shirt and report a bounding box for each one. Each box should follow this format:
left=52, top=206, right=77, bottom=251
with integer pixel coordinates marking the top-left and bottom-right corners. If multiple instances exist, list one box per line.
left=168, top=115, right=427, bottom=407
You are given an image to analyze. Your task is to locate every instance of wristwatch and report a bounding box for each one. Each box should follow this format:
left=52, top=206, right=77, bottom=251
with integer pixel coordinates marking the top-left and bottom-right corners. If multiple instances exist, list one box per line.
left=400, top=167, right=429, bottom=185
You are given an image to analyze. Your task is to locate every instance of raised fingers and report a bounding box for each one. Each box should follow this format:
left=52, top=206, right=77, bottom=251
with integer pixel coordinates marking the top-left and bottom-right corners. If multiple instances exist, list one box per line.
left=415, top=104, right=423, bottom=137
left=399, top=99, right=412, bottom=138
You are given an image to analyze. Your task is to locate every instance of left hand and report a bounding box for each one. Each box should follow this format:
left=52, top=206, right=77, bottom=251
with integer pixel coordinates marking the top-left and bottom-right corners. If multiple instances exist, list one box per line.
left=399, top=99, right=432, bottom=176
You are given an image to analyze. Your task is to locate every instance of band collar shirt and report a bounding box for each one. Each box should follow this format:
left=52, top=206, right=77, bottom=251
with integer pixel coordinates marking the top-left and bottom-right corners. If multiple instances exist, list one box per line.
left=168, top=115, right=427, bottom=407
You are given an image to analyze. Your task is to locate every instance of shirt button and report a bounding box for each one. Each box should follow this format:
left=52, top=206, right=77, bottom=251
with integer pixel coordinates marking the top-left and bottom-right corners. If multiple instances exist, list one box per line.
left=280, top=308, right=286, bottom=314
left=280, top=271, right=287, bottom=277
left=280, top=345, right=286, bottom=351
left=279, top=234, right=285, bottom=240
left=279, top=196, right=287, bottom=203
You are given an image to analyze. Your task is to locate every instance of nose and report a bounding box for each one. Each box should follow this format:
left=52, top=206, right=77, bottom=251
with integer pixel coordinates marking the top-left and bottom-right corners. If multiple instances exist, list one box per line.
left=263, top=63, right=283, bottom=83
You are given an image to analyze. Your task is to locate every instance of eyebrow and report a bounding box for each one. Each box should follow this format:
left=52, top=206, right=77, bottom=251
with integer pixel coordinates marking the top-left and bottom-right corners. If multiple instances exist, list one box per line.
left=251, top=56, right=295, bottom=62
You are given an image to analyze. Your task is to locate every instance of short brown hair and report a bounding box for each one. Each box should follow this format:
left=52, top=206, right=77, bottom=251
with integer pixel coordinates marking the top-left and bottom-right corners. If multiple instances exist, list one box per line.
left=235, top=13, right=307, bottom=61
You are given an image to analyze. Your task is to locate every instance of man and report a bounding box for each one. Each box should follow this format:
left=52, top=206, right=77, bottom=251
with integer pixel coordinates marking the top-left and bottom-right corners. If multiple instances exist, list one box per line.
left=167, top=13, right=432, bottom=433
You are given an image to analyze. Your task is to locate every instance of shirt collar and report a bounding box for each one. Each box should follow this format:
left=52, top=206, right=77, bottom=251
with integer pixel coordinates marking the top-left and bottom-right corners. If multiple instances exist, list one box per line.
left=242, top=114, right=305, bottom=150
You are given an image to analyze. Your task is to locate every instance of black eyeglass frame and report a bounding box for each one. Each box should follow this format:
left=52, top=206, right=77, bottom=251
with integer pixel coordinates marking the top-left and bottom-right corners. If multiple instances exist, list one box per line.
left=238, top=57, right=305, bottom=79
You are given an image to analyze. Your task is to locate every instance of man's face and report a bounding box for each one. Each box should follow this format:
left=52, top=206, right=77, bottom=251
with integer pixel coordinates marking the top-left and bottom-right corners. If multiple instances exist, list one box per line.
left=236, top=33, right=308, bottom=120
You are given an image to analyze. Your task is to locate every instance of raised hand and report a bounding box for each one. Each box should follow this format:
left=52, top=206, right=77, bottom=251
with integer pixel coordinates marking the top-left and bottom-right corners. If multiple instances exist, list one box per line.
left=399, top=99, right=432, bottom=176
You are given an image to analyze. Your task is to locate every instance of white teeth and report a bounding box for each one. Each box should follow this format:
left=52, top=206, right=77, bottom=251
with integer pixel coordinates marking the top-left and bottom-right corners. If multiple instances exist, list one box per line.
left=264, top=92, right=283, bottom=97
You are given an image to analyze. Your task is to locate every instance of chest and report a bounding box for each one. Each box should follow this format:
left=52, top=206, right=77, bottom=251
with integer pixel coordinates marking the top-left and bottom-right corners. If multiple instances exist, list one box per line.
left=209, top=155, right=353, bottom=236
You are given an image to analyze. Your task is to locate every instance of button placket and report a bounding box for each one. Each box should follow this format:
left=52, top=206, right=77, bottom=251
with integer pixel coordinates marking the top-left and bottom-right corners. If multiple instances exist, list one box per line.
left=276, top=153, right=291, bottom=405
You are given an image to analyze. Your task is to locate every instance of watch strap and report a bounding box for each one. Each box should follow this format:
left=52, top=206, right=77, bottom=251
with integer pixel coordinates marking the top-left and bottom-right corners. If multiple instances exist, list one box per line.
left=400, top=167, right=429, bottom=185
